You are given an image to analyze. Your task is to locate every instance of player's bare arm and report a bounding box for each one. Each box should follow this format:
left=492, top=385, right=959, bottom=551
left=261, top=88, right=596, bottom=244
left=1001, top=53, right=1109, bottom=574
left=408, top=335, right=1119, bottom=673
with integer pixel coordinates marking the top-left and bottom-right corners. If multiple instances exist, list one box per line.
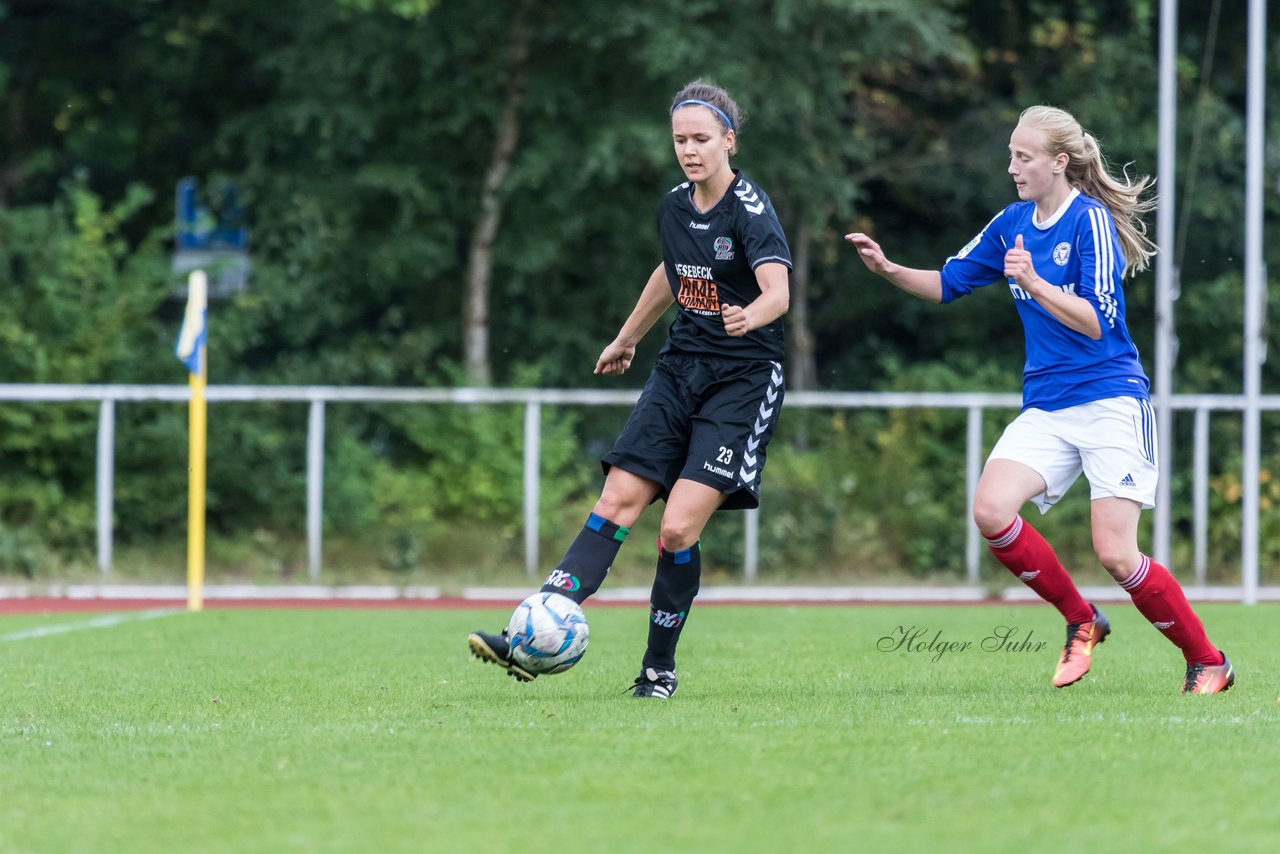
left=1004, top=234, right=1102, bottom=340
left=844, top=232, right=943, bottom=303
left=595, top=263, right=675, bottom=375
left=722, top=261, right=789, bottom=337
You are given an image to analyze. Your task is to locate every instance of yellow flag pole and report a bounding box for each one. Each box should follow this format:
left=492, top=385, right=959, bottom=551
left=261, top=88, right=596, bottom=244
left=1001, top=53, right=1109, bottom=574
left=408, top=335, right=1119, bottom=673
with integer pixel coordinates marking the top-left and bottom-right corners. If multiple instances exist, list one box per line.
left=179, top=269, right=209, bottom=613
left=187, top=355, right=207, bottom=612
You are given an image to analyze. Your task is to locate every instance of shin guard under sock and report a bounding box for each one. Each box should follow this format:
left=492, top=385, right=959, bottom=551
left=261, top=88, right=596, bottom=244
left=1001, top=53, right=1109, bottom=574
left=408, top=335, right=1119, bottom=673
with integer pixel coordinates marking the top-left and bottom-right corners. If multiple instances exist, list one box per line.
left=986, top=515, right=1093, bottom=624
left=643, top=539, right=701, bottom=671
left=1120, top=555, right=1221, bottom=665
left=539, top=513, right=629, bottom=604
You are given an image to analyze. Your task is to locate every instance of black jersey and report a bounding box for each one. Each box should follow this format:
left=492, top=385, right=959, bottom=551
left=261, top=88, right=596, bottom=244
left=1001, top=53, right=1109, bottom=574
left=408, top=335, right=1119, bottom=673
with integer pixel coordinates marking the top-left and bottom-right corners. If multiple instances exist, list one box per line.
left=656, top=169, right=792, bottom=362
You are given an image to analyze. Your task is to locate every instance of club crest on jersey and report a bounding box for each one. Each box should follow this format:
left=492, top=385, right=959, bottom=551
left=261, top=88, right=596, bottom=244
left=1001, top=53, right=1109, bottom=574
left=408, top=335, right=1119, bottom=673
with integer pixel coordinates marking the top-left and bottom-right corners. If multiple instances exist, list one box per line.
left=1053, top=241, right=1071, bottom=266
left=714, top=237, right=734, bottom=260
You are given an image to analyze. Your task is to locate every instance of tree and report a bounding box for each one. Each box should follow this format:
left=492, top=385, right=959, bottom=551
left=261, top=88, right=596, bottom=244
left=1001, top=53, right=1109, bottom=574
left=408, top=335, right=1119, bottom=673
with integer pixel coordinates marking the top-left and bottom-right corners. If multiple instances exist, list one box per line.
left=463, top=8, right=529, bottom=386
left=2, top=0, right=1277, bottom=564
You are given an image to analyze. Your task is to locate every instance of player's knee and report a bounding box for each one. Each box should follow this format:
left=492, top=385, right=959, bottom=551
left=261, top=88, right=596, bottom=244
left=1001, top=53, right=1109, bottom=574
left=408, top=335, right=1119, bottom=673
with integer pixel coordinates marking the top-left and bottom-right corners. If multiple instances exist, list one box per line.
left=971, top=494, right=1016, bottom=538
left=1093, top=542, right=1139, bottom=579
left=593, top=490, right=644, bottom=526
left=658, top=519, right=699, bottom=553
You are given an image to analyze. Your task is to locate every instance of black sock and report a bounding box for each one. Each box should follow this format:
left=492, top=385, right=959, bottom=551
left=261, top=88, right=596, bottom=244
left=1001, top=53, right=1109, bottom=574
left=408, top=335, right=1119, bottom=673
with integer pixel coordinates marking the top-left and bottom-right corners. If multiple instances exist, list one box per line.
left=643, top=540, right=701, bottom=671
left=538, top=513, right=629, bottom=604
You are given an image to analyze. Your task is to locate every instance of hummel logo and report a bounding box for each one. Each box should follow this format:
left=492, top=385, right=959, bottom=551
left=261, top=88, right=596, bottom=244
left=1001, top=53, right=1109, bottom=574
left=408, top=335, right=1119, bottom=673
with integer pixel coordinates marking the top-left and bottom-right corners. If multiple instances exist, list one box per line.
left=1018, top=571, right=1040, bottom=582
left=1152, top=620, right=1175, bottom=630
left=1120, top=473, right=1136, bottom=486
left=733, top=180, right=766, bottom=215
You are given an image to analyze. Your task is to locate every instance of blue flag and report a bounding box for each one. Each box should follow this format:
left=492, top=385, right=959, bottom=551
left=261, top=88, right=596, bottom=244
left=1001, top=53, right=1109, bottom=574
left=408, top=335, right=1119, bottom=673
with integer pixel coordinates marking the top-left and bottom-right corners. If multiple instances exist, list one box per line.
left=175, top=270, right=208, bottom=374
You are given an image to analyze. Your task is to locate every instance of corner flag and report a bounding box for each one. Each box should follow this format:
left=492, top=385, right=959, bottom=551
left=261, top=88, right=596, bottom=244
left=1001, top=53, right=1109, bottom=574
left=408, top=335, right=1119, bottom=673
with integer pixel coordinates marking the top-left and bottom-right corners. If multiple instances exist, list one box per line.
left=175, top=270, right=208, bottom=373
left=177, top=270, right=208, bottom=612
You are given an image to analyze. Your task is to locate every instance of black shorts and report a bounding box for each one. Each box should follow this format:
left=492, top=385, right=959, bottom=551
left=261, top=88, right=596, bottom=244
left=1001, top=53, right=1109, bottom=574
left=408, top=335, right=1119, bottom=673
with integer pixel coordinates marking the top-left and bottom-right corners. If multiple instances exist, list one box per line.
left=601, top=353, right=785, bottom=510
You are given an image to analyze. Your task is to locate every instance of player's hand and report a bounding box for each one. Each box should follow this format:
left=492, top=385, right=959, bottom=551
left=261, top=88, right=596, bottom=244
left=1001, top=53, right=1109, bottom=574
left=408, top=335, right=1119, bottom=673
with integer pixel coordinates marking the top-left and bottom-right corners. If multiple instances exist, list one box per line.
left=594, top=340, right=636, bottom=375
left=845, top=232, right=893, bottom=277
left=721, top=303, right=751, bottom=337
left=1003, top=234, right=1041, bottom=291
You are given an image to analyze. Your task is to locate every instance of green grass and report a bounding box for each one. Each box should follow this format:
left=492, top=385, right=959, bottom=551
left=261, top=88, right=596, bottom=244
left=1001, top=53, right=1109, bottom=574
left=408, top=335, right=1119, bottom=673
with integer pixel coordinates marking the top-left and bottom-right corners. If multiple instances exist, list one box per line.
left=2, top=603, right=1277, bottom=853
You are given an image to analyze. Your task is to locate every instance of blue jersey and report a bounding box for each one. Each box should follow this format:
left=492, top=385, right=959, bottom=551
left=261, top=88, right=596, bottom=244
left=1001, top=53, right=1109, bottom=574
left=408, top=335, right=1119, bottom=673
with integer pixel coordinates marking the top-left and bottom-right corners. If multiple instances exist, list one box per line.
left=939, top=189, right=1150, bottom=411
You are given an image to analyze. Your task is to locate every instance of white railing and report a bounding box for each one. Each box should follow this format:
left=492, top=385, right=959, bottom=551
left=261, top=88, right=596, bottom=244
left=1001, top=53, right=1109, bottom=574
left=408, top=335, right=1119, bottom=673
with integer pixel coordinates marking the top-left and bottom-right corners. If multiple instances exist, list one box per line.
left=1, top=384, right=1276, bottom=600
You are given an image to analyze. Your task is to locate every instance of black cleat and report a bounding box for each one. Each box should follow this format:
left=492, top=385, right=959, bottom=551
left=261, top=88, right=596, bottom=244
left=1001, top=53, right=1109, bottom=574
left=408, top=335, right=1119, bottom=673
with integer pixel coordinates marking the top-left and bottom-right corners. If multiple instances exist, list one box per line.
left=630, top=667, right=678, bottom=699
left=468, top=629, right=537, bottom=682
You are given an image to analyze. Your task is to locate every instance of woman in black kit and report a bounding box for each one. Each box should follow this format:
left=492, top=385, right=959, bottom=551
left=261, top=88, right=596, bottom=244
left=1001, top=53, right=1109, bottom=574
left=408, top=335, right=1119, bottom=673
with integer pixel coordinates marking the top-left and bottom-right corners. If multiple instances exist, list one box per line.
left=469, top=80, right=791, bottom=699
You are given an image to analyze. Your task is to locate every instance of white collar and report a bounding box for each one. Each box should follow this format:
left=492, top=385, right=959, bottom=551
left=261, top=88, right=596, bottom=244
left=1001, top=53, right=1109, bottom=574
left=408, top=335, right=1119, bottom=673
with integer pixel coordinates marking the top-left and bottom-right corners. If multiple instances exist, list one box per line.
left=1033, top=188, right=1080, bottom=230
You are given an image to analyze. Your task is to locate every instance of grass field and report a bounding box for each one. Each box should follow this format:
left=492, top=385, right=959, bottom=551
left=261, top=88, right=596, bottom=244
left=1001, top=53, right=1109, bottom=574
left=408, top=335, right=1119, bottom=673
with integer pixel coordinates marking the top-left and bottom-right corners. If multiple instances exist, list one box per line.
left=2, top=602, right=1277, bottom=853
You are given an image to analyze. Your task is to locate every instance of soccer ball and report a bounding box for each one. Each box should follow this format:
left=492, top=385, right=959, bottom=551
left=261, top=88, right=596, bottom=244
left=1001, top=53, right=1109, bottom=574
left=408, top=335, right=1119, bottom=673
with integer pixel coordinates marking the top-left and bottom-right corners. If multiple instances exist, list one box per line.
left=506, top=592, right=589, bottom=675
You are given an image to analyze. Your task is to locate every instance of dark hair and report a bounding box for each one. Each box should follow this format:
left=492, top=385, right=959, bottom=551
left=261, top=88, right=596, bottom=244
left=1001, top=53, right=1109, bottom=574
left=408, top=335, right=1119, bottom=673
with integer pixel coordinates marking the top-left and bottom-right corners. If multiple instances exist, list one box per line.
left=670, top=80, right=743, bottom=154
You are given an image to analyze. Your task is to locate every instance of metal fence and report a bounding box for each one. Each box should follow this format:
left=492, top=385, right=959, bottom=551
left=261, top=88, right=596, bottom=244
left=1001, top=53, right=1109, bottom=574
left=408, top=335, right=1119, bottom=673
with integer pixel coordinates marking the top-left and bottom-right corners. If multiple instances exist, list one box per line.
left=1, top=384, right=1276, bottom=601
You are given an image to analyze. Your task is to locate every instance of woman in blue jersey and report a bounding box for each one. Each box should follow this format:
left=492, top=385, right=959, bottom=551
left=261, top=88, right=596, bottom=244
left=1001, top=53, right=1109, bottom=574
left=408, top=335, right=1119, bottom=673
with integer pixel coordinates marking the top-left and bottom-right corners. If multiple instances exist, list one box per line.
left=469, top=80, right=792, bottom=698
left=847, top=105, right=1233, bottom=694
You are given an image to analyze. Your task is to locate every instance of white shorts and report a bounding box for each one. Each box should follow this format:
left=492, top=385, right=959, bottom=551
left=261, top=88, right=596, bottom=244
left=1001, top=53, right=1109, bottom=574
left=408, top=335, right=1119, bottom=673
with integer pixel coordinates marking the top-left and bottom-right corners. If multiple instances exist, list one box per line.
left=987, top=397, right=1158, bottom=513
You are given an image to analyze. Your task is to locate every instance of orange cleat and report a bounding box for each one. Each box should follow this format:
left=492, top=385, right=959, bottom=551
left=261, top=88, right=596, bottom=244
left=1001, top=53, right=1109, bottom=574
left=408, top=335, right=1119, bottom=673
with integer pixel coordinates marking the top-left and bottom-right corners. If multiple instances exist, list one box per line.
left=1183, top=654, right=1235, bottom=694
left=1052, top=605, right=1111, bottom=688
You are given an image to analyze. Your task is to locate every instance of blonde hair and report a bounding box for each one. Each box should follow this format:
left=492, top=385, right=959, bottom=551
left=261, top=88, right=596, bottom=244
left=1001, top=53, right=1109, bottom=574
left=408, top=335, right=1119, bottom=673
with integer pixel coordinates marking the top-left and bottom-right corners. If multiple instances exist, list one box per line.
left=1018, top=105, right=1157, bottom=277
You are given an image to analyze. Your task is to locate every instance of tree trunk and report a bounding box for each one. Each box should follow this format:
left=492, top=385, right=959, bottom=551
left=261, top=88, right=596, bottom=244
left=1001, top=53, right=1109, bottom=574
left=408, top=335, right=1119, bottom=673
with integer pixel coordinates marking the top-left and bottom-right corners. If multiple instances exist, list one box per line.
left=1, top=87, right=27, bottom=207
left=463, top=16, right=528, bottom=386
left=786, top=217, right=817, bottom=391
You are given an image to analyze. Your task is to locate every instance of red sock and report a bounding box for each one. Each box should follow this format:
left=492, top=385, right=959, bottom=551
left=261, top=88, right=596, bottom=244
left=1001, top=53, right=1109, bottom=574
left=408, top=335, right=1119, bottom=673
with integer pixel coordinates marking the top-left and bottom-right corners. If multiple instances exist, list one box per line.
left=1120, top=555, right=1221, bottom=665
left=986, top=516, right=1093, bottom=624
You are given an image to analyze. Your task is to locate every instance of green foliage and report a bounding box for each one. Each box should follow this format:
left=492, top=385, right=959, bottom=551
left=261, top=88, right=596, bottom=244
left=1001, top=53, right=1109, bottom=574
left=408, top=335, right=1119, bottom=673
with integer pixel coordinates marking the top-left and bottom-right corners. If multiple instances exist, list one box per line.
left=335, top=0, right=440, bottom=17
left=0, top=174, right=166, bottom=381
left=0, top=176, right=170, bottom=551
left=309, top=399, right=591, bottom=574
left=0, top=520, right=43, bottom=578
left=0, top=0, right=1277, bottom=577
left=1191, top=415, right=1280, bottom=577
left=733, top=361, right=1020, bottom=580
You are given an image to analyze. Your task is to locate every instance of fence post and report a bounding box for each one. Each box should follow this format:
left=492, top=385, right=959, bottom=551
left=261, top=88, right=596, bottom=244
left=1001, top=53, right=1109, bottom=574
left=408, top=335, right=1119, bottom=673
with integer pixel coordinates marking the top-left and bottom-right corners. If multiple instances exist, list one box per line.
left=1193, top=407, right=1209, bottom=586
left=965, top=406, right=983, bottom=584
left=96, top=398, right=115, bottom=576
left=524, top=401, right=541, bottom=578
left=1241, top=0, right=1266, bottom=606
left=307, top=399, right=325, bottom=580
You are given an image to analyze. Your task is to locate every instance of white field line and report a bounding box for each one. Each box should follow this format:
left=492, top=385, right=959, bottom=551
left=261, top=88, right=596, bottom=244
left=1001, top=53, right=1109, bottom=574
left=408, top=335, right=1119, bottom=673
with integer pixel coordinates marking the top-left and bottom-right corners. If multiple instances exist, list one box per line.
left=0, top=608, right=181, bottom=642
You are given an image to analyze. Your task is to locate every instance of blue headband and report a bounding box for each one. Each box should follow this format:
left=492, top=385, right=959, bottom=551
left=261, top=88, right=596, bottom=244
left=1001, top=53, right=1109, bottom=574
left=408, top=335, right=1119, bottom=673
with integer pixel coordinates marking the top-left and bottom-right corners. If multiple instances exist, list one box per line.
left=673, top=99, right=734, bottom=131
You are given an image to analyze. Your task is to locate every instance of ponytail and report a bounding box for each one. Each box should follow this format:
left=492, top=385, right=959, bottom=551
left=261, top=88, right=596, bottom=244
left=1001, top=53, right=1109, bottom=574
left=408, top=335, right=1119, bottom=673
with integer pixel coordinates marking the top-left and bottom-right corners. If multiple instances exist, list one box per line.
left=1020, top=107, right=1157, bottom=277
